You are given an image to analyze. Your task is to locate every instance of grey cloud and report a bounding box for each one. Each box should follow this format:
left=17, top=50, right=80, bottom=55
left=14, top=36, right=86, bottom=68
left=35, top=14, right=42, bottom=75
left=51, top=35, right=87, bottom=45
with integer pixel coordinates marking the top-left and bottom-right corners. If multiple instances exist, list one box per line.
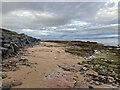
left=2, top=2, right=106, bottom=27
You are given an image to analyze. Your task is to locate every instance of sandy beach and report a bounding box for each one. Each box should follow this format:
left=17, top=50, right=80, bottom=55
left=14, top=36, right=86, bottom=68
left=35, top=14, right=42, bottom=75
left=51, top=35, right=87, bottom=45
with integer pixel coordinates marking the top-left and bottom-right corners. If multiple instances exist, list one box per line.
left=2, top=41, right=119, bottom=89
left=3, top=42, right=84, bottom=88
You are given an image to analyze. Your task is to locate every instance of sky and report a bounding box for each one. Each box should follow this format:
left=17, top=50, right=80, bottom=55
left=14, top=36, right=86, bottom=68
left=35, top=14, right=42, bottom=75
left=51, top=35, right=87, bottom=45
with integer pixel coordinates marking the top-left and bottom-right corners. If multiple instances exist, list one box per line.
left=1, top=0, right=119, bottom=46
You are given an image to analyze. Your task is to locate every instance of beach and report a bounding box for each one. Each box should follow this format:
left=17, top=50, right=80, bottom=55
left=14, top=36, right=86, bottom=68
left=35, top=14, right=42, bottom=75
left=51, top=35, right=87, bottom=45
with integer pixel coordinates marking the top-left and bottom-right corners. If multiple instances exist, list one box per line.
left=2, top=41, right=120, bottom=88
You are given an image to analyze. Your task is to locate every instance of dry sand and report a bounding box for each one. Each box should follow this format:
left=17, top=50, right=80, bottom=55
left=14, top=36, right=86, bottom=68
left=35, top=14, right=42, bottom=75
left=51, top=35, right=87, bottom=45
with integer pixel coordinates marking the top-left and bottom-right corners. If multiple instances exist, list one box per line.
left=3, top=42, right=118, bottom=89
left=4, top=42, right=85, bottom=88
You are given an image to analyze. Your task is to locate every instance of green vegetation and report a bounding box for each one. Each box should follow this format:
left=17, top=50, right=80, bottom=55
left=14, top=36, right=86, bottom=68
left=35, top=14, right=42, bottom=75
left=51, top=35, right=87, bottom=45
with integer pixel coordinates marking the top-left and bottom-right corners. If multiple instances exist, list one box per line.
left=0, top=28, right=18, bottom=35
left=61, top=41, right=120, bottom=76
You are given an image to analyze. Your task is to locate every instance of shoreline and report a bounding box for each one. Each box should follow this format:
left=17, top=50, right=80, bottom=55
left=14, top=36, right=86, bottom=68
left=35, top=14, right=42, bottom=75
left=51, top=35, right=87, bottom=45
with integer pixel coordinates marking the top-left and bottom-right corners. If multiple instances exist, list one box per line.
left=1, top=41, right=120, bottom=88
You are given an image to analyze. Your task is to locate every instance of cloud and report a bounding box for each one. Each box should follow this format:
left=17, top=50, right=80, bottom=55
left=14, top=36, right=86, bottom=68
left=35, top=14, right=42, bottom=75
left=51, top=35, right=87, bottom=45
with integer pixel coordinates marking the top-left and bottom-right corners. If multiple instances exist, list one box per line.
left=1, top=1, right=118, bottom=46
left=2, top=2, right=106, bottom=27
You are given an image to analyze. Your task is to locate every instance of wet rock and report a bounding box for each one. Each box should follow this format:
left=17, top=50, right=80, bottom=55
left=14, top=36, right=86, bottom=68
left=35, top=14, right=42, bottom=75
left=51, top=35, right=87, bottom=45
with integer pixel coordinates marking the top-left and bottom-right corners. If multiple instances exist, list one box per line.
left=11, top=80, right=22, bottom=87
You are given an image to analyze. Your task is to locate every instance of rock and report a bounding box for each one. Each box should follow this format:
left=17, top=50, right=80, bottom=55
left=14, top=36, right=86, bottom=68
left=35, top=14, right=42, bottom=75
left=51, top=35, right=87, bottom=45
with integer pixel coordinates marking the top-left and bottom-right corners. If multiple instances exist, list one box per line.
left=94, top=81, right=100, bottom=85
left=108, top=76, right=115, bottom=83
left=11, top=67, right=18, bottom=71
left=2, top=83, right=11, bottom=90
left=86, top=70, right=98, bottom=77
left=74, top=81, right=88, bottom=88
left=89, top=85, right=94, bottom=89
left=80, top=70, right=85, bottom=74
left=1, top=73, right=7, bottom=79
left=82, top=67, right=88, bottom=71
left=57, top=51, right=60, bottom=53
left=60, top=64, right=83, bottom=72
left=77, top=62, right=83, bottom=65
left=1, top=28, right=40, bottom=59
left=85, top=55, right=96, bottom=60
left=11, top=80, right=22, bottom=87
left=0, top=72, right=7, bottom=79
left=19, top=57, right=28, bottom=62
left=94, top=50, right=101, bottom=54
left=98, top=75, right=107, bottom=83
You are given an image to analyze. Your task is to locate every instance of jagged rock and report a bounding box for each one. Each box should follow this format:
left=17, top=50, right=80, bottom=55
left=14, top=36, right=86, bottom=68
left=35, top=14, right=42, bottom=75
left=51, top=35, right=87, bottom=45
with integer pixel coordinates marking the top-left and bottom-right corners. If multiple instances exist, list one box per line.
left=1, top=28, right=40, bottom=59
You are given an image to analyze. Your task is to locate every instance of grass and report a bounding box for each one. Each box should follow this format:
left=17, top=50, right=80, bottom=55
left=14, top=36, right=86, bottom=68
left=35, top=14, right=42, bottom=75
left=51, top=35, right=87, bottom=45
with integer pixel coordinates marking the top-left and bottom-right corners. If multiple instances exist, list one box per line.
left=63, top=41, right=120, bottom=75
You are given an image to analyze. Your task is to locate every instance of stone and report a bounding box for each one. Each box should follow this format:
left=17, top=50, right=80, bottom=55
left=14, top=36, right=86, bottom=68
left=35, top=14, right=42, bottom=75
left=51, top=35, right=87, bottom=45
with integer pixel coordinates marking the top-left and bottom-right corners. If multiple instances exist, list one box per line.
left=2, top=73, right=7, bottom=79
left=1, top=28, right=40, bottom=59
left=89, top=85, right=94, bottom=89
left=94, top=81, right=100, bottom=85
left=86, top=70, right=98, bottom=77
left=19, top=57, right=28, bottom=62
left=108, top=76, right=115, bottom=83
left=0, top=72, right=7, bottom=79
left=77, top=62, right=83, bottom=65
left=82, top=67, right=88, bottom=71
left=85, top=55, right=96, bottom=60
left=2, top=83, right=11, bottom=90
left=80, top=70, right=85, bottom=74
left=11, top=80, right=22, bottom=87
left=60, top=64, right=82, bottom=72
left=74, top=79, right=89, bottom=88
left=94, top=50, right=101, bottom=54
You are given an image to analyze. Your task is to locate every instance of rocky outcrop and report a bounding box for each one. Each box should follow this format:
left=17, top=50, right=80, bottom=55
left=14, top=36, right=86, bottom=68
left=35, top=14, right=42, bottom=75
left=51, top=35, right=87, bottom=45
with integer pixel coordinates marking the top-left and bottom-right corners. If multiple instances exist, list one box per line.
left=0, top=28, right=40, bottom=59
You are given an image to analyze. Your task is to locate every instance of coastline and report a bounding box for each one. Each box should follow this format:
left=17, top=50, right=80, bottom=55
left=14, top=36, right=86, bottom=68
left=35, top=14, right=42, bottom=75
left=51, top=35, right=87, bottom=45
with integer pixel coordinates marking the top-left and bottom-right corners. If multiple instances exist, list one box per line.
left=1, top=40, right=120, bottom=88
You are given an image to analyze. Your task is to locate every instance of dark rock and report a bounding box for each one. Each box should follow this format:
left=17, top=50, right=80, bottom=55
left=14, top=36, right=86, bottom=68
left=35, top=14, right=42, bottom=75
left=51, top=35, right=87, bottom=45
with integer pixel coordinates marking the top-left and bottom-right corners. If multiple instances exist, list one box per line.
left=89, top=85, right=94, bottom=89
left=1, top=28, right=40, bottom=59
left=77, top=62, right=83, bottom=65
left=2, top=83, right=11, bottom=90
